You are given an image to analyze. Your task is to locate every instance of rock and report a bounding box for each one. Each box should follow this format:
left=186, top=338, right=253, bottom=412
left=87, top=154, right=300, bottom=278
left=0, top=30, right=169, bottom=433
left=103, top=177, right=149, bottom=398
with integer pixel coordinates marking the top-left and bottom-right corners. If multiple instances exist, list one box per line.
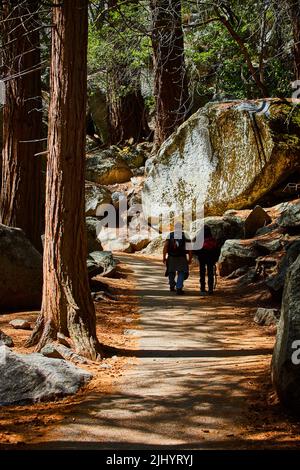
left=245, top=206, right=272, bottom=238
left=85, top=181, right=111, bottom=217
left=41, top=344, right=64, bottom=359
left=88, top=90, right=109, bottom=144
left=271, top=254, right=300, bottom=411
left=86, top=149, right=133, bottom=185
left=0, top=330, right=14, bottom=347
left=254, top=308, right=280, bottom=326
left=237, top=267, right=259, bottom=286
left=278, top=199, right=300, bottom=229
left=98, top=227, right=133, bottom=253
left=118, top=147, right=146, bottom=169
left=142, top=100, right=300, bottom=221
left=87, top=251, right=117, bottom=278
left=128, top=214, right=151, bottom=252
left=0, top=345, right=92, bottom=405
left=255, top=223, right=278, bottom=236
left=226, top=266, right=249, bottom=279
left=219, top=239, right=261, bottom=277
left=141, top=236, right=166, bottom=255
left=111, top=191, right=128, bottom=210
left=192, top=215, right=245, bottom=245
left=57, top=333, right=70, bottom=348
left=0, top=224, right=42, bottom=311
left=9, top=319, right=31, bottom=330
left=86, top=217, right=103, bottom=253
left=130, top=234, right=150, bottom=252
left=266, top=240, right=300, bottom=300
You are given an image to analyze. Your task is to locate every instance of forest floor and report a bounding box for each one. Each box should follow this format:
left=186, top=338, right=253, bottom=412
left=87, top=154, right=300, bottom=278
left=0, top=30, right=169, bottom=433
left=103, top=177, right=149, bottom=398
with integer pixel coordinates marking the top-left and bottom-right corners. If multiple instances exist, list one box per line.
left=1, top=254, right=300, bottom=449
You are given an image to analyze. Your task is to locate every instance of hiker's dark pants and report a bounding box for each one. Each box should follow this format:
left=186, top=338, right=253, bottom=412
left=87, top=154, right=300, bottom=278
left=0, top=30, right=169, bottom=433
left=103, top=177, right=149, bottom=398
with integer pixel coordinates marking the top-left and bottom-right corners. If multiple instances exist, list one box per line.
left=199, top=261, right=214, bottom=292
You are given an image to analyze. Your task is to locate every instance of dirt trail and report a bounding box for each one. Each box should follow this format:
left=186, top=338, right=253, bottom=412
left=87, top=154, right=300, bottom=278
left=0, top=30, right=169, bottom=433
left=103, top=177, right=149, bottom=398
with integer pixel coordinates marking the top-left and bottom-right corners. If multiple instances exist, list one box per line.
left=13, top=253, right=292, bottom=450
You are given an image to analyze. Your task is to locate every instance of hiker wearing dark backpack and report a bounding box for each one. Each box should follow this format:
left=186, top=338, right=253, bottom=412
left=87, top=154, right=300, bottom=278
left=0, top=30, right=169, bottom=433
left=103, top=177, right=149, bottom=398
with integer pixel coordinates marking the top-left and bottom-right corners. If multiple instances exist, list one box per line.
left=195, top=225, right=220, bottom=296
left=163, top=222, right=192, bottom=295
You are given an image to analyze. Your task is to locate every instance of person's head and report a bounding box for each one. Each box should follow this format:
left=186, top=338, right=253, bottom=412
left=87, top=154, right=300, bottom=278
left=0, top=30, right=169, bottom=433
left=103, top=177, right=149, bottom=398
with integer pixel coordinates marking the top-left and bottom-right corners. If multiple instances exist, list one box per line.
left=174, top=221, right=183, bottom=232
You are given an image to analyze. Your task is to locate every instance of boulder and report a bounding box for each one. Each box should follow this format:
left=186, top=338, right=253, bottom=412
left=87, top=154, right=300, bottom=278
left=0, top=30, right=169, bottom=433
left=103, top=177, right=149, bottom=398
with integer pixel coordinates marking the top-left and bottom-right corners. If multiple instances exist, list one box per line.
left=118, top=147, right=146, bottom=169
left=254, top=308, right=280, bottom=326
left=141, top=235, right=166, bottom=255
left=192, top=215, right=244, bottom=245
left=40, top=344, right=64, bottom=360
left=86, top=217, right=103, bottom=253
left=142, top=100, right=300, bottom=221
left=226, top=266, right=249, bottom=279
left=9, top=319, right=31, bottom=330
left=0, top=225, right=42, bottom=311
left=255, top=223, right=278, bottom=236
left=0, top=346, right=92, bottom=405
left=111, top=191, right=128, bottom=210
left=219, top=239, right=261, bottom=277
left=266, top=240, right=300, bottom=300
left=0, top=330, right=13, bottom=347
left=86, top=149, right=133, bottom=185
left=57, top=333, right=70, bottom=348
left=87, top=251, right=117, bottom=278
left=278, top=199, right=300, bottom=229
left=245, top=206, right=272, bottom=238
left=271, top=254, right=300, bottom=411
left=85, top=181, right=112, bottom=217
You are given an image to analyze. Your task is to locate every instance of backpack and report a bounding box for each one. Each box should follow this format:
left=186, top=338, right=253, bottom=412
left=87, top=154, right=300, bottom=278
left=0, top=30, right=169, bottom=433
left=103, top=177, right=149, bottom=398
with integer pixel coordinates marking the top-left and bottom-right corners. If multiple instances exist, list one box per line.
left=168, top=232, right=186, bottom=257
left=196, top=236, right=220, bottom=264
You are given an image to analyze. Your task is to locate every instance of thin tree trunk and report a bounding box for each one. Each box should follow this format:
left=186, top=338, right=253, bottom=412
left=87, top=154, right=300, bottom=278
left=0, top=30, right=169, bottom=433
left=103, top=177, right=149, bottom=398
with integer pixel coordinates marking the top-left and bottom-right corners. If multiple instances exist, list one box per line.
left=286, top=0, right=300, bottom=80
left=0, top=0, right=43, bottom=251
left=27, top=0, right=100, bottom=360
left=217, top=13, right=269, bottom=97
left=150, top=0, right=189, bottom=147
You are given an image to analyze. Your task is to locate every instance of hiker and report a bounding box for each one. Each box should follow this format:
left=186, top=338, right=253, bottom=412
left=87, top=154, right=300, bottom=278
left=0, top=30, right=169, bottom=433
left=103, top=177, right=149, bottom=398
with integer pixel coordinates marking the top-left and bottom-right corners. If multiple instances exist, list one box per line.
left=195, top=225, right=220, bottom=296
left=163, top=222, right=192, bottom=295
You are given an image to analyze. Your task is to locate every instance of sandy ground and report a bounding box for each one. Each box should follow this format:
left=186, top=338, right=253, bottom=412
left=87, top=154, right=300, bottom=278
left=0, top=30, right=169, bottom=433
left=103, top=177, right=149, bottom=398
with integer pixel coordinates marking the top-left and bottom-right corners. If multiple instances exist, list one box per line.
left=1, top=254, right=300, bottom=449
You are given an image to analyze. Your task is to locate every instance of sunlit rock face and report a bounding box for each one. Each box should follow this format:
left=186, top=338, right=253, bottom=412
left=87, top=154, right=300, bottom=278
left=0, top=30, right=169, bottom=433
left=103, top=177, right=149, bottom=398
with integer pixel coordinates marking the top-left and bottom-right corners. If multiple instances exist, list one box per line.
left=142, top=99, right=300, bottom=225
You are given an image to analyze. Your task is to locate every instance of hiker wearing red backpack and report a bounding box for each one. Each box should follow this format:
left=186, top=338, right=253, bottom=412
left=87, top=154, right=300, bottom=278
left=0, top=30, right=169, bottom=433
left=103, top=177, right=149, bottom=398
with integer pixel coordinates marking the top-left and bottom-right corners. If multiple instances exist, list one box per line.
left=195, top=225, right=220, bottom=296
left=163, top=222, right=193, bottom=295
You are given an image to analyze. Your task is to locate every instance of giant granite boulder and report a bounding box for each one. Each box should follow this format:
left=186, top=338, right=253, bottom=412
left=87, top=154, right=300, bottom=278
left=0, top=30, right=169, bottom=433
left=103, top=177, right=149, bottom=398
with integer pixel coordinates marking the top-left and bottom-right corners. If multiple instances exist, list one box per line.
left=0, top=225, right=42, bottom=310
left=142, top=99, right=300, bottom=222
left=271, top=254, right=300, bottom=411
left=86, top=149, right=133, bottom=185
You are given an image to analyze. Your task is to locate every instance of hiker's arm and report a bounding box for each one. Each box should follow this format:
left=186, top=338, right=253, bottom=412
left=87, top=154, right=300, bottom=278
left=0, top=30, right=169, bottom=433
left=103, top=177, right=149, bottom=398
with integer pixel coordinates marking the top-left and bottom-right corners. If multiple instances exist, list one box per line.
left=188, top=250, right=193, bottom=264
left=163, top=240, right=169, bottom=264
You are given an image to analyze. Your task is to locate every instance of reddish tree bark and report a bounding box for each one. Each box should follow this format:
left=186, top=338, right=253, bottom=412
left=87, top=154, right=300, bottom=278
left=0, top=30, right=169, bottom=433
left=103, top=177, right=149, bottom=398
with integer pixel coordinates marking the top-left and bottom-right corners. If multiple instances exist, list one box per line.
left=107, top=70, right=150, bottom=144
left=27, top=0, right=100, bottom=360
left=0, top=0, right=43, bottom=251
left=150, top=0, right=189, bottom=147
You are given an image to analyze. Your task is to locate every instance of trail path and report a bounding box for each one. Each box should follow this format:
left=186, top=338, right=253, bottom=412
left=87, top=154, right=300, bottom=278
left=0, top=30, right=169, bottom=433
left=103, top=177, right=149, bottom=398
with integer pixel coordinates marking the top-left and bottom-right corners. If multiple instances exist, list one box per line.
left=32, top=254, right=275, bottom=449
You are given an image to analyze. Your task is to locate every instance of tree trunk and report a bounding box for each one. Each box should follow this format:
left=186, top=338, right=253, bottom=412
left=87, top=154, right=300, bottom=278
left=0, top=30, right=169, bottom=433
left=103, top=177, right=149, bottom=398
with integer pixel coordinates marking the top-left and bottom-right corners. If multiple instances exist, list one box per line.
left=27, top=0, right=100, bottom=360
left=0, top=0, right=43, bottom=251
left=107, top=69, right=150, bottom=144
left=150, top=0, right=189, bottom=147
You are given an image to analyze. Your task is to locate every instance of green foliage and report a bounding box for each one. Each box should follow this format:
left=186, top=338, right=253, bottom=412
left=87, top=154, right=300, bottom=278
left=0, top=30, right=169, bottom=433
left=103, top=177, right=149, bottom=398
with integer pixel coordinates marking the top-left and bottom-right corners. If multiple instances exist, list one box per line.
left=87, top=0, right=296, bottom=108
